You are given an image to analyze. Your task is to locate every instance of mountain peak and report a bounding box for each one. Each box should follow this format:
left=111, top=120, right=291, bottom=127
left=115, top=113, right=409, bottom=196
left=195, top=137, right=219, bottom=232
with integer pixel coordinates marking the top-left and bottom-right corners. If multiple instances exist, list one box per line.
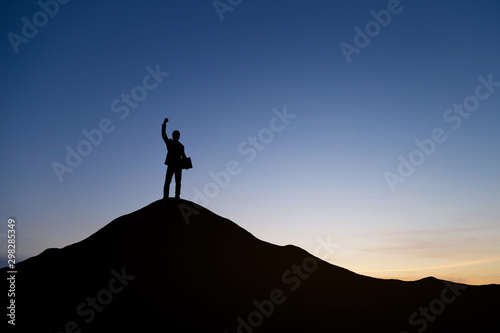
left=4, top=199, right=499, bottom=332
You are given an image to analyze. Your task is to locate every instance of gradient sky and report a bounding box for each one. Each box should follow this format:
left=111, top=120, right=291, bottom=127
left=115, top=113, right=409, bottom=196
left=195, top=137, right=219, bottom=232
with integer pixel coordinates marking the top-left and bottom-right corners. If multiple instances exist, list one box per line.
left=1, top=0, right=499, bottom=285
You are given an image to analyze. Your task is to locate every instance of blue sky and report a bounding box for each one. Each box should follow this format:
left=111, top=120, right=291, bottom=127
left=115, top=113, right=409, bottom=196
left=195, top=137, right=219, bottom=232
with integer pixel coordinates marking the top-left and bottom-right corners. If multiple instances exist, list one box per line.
left=1, top=0, right=499, bottom=284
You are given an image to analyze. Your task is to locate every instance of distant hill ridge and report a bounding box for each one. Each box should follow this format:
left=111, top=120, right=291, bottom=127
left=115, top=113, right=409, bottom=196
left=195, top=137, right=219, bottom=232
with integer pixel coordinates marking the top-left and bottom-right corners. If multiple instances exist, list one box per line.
left=3, top=199, right=499, bottom=332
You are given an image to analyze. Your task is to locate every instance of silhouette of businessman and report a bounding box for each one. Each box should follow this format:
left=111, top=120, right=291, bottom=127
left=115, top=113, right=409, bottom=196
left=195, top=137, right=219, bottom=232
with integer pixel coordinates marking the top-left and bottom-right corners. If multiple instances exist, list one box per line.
left=162, top=118, right=186, bottom=199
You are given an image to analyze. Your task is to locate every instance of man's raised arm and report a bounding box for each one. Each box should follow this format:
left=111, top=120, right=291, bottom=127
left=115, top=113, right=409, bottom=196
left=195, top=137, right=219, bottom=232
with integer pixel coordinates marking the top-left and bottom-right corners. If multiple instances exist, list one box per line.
left=162, top=118, right=169, bottom=144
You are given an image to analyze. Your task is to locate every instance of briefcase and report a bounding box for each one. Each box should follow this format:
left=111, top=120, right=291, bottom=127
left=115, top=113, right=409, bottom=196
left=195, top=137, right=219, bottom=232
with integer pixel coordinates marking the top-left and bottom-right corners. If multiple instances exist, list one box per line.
left=182, top=157, right=193, bottom=170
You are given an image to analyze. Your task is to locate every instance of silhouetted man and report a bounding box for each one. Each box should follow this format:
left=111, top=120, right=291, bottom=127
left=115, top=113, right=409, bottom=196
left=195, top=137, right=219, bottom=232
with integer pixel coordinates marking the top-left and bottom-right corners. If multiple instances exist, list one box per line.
left=162, top=118, right=186, bottom=199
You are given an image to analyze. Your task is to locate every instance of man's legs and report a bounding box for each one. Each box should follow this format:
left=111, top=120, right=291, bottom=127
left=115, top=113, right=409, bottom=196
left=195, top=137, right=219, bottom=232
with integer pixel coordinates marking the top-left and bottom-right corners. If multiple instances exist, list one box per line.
left=174, top=168, right=182, bottom=198
left=164, top=166, right=174, bottom=198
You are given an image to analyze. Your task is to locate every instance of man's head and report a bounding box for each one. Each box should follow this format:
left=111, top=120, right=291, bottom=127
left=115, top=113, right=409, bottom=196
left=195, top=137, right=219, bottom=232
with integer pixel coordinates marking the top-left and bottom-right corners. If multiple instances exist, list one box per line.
left=172, top=130, right=180, bottom=141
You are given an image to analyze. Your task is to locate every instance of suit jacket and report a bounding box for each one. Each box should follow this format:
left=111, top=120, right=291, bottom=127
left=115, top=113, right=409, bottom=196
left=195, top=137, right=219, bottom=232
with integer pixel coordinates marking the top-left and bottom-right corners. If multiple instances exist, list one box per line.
left=162, top=124, right=186, bottom=166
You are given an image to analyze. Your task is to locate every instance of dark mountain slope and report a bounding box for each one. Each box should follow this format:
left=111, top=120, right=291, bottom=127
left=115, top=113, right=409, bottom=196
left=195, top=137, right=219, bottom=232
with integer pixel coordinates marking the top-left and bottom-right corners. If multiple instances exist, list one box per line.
left=4, top=199, right=499, bottom=332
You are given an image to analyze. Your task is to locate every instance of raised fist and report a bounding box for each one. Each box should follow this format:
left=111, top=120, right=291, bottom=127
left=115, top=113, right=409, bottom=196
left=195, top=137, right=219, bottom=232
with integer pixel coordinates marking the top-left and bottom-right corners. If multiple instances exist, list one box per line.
left=164, top=118, right=169, bottom=123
